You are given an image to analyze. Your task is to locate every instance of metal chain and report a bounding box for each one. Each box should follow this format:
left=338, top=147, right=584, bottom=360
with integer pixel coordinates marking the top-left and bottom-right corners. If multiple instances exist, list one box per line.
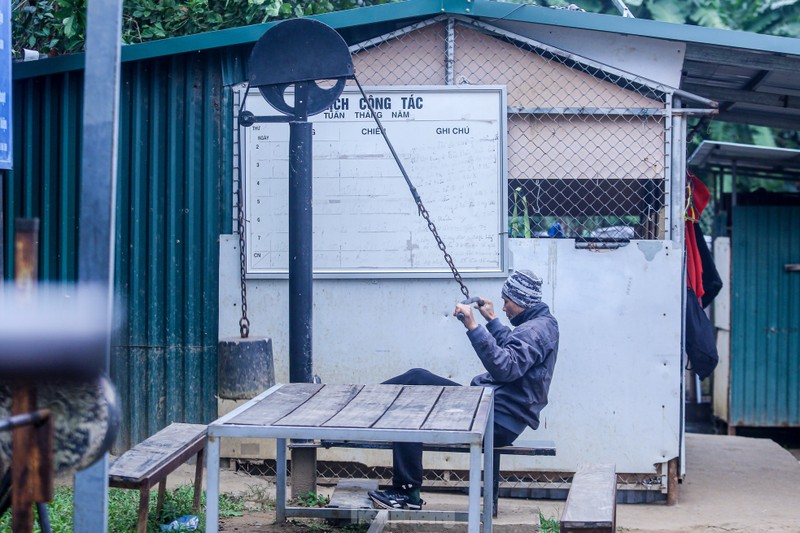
left=236, top=104, right=251, bottom=339
left=353, top=75, right=471, bottom=301
left=415, top=200, right=470, bottom=300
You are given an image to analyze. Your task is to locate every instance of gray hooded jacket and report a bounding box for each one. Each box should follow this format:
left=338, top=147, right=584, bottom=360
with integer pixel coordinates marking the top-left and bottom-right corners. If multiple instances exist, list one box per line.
left=466, top=302, right=559, bottom=434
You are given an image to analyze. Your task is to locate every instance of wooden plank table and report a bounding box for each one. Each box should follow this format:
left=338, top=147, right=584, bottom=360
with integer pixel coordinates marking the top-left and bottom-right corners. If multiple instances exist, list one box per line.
left=205, top=383, right=495, bottom=533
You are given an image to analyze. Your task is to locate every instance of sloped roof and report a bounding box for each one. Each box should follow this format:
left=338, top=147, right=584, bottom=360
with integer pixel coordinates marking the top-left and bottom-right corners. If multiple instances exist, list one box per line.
left=13, top=0, right=800, bottom=129
left=689, top=141, right=800, bottom=182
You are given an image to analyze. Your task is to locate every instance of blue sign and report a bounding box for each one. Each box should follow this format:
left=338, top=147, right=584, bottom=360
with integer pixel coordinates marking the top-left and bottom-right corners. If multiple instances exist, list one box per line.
left=0, top=0, right=11, bottom=170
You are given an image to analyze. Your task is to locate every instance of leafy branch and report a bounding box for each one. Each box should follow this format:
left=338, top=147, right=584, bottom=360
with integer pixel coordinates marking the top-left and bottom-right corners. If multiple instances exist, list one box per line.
left=11, top=0, right=391, bottom=57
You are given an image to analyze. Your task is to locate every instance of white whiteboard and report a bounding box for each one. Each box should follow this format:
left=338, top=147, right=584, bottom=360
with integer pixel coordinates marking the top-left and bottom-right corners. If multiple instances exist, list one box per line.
left=239, top=85, right=506, bottom=277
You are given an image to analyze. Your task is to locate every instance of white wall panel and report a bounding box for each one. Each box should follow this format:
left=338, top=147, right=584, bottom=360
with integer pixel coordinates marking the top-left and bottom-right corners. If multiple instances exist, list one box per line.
left=220, top=236, right=682, bottom=474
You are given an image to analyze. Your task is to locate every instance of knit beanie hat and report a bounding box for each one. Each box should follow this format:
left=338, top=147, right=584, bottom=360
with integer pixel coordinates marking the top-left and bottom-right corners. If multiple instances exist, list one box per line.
left=502, top=270, right=543, bottom=308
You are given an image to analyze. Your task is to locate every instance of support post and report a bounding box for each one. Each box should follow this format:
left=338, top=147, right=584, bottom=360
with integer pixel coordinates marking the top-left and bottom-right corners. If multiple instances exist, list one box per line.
left=290, top=447, right=317, bottom=498
left=276, top=438, right=287, bottom=523
left=468, top=440, right=481, bottom=533
left=72, top=0, right=123, bottom=529
left=666, top=457, right=679, bottom=506
left=288, top=119, right=318, bottom=496
left=482, top=402, right=494, bottom=532
left=205, top=435, right=221, bottom=533
left=10, top=387, right=36, bottom=533
left=288, top=119, right=314, bottom=385
left=192, top=448, right=204, bottom=512
left=244, top=22, right=352, bottom=505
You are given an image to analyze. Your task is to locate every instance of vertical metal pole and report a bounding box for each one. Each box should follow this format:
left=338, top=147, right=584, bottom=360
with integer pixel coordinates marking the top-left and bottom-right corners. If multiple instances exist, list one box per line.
left=445, top=18, right=455, bottom=86
left=73, top=0, right=122, bottom=529
left=204, top=435, right=221, bottom=533
left=483, top=398, right=494, bottom=533
left=288, top=121, right=313, bottom=384
left=468, top=439, right=481, bottom=533
left=669, top=97, right=689, bottom=482
left=276, top=438, right=287, bottom=522
left=669, top=96, right=685, bottom=248
left=713, top=171, right=728, bottom=239
left=287, top=119, right=318, bottom=496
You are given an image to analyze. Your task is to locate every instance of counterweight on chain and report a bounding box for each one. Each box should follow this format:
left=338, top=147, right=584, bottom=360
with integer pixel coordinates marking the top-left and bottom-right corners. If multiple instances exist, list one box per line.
left=353, top=75, right=471, bottom=301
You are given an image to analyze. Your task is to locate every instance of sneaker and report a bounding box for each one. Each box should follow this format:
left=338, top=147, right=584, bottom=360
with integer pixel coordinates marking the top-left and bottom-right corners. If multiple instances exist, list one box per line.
left=368, top=487, right=424, bottom=510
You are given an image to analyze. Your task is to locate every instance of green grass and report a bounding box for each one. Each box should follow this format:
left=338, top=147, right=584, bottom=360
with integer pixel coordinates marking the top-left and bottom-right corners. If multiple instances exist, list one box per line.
left=291, top=490, right=331, bottom=508
left=0, top=484, right=244, bottom=533
left=286, top=519, right=370, bottom=532
left=3, top=488, right=558, bottom=532
left=540, top=512, right=560, bottom=533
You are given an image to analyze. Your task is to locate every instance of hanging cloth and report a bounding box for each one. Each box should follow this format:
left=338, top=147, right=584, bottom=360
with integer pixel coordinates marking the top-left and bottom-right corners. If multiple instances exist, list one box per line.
left=695, top=223, right=723, bottom=308
left=685, top=172, right=710, bottom=301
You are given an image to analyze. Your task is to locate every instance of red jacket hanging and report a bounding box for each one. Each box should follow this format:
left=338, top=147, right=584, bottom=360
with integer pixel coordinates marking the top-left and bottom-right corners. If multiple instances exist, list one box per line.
left=685, top=171, right=710, bottom=301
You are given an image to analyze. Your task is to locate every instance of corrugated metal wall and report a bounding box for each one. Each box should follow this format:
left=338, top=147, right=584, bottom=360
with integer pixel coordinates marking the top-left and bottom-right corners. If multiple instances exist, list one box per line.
left=2, top=47, right=249, bottom=451
left=730, top=206, right=800, bottom=427
left=4, top=72, right=83, bottom=279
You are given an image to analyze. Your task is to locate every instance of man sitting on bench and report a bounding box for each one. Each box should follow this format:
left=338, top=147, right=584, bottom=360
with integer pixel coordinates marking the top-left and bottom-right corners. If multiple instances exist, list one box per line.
left=368, top=269, right=560, bottom=511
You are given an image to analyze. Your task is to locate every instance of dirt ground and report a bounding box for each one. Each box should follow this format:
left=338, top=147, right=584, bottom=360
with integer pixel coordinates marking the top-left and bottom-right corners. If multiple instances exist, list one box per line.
left=163, top=433, right=800, bottom=533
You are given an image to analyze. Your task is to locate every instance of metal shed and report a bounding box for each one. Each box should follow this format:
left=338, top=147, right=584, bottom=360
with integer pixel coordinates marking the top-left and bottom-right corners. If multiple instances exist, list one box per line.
left=689, top=141, right=800, bottom=432
left=3, top=0, right=800, bottom=497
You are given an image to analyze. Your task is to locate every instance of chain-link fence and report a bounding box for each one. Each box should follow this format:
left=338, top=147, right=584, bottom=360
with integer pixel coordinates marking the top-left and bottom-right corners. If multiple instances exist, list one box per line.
left=235, top=457, right=666, bottom=500
left=351, top=16, right=671, bottom=244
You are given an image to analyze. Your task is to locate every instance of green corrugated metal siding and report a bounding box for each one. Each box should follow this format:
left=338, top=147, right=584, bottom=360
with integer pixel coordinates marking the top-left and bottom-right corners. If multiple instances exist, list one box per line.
left=730, top=206, right=800, bottom=427
left=2, top=48, right=246, bottom=451
left=4, top=72, right=83, bottom=278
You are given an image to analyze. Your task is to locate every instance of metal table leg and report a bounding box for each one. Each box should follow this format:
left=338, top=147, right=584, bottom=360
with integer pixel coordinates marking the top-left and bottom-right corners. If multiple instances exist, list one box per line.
left=483, top=406, right=494, bottom=533
left=276, top=438, right=287, bottom=523
left=205, top=435, right=221, bottom=533
left=468, top=440, right=481, bottom=533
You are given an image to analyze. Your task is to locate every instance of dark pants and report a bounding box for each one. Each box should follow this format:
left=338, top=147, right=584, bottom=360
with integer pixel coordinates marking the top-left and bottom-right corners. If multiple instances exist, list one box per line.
left=383, top=368, right=520, bottom=488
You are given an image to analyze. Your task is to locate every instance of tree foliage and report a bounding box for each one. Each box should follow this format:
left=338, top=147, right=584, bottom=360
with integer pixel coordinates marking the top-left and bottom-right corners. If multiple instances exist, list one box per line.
left=11, top=0, right=388, bottom=56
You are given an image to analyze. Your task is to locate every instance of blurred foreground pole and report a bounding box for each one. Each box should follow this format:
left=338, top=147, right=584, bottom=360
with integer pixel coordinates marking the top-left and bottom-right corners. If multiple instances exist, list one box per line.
left=72, top=0, right=123, bottom=529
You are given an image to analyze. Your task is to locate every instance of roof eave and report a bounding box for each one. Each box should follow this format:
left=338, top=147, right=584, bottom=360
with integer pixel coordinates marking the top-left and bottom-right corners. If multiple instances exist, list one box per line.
left=467, top=0, right=800, bottom=56
left=12, top=0, right=800, bottom=81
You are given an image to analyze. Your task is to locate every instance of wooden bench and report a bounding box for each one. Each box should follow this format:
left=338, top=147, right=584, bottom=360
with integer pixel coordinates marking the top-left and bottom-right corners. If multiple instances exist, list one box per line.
left=109, top=423, right=207, bottom=533
left=560, top=463, right=617, bottom=533
left=297, top=438, right=556, bottom=517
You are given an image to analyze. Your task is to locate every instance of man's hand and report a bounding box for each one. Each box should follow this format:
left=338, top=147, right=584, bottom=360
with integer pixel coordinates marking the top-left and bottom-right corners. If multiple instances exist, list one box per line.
left=477, top=298, right=496, bottom=321
left=454, top=303, right=479, bottom=331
